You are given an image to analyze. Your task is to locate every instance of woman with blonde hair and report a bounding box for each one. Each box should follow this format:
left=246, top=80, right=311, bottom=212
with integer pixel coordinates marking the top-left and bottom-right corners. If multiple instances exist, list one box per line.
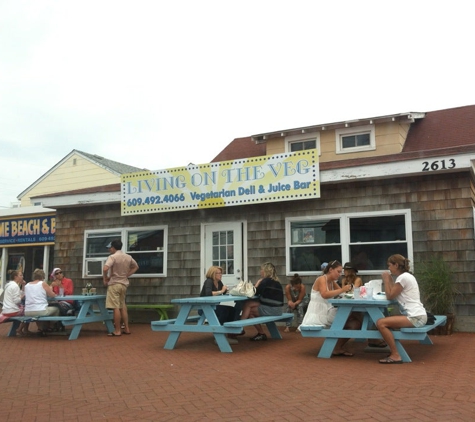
left=24, top=269, right=59, bottom=335
left=240, top=262, right=284, bottom=341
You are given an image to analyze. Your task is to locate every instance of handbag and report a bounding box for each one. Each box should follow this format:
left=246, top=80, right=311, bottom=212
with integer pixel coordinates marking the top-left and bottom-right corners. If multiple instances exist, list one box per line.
left=229, top=280, right=256, bottom=298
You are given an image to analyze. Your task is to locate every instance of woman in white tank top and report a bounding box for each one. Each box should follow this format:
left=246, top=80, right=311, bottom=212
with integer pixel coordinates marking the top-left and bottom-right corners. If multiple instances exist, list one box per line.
left=24, top=269, right=59, bottom=333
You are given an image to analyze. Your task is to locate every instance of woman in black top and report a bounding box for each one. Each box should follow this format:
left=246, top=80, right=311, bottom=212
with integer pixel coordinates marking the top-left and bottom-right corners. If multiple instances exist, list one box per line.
left=200, top=266, right=235, bottom=325
left=240, top=262, right=284, bottom=341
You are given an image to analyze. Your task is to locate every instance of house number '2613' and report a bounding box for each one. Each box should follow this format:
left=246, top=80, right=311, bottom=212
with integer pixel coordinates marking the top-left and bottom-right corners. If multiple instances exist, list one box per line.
left=422, top=158, right=456, bottom=172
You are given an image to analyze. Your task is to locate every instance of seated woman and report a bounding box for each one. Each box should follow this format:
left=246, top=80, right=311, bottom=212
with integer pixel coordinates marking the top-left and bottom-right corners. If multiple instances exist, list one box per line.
left=283, top=274, right=308, bottom=332
left=0, top=271, right=25, bottom=333
left=200, top=265, right=243, bottom=344
left=376, top=254, right=427, bottom=364
left=240, top=262, right=284, bottom=342
left=24, top=269, right=59, bottom=335
left=50, top=268, right=75, bottom=316
left=298, top=260, right=358, bottom=356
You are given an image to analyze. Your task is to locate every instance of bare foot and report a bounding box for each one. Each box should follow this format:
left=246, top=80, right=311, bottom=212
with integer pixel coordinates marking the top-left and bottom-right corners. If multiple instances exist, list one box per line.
left=284, top=327, right=290, bottom=333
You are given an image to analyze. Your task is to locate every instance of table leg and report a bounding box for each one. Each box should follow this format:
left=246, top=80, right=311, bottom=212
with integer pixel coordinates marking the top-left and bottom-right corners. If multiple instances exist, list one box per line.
left=164, top=304, right=192, bottom=350
left=318, top=307, right=352, bottom=358
left=266, top=322, right=282, bottom=339
left=395, top=341, right=412, bottom=362
left=200, top=305, right=234, bottom=352
left=68, top=301, right=92, bottom=340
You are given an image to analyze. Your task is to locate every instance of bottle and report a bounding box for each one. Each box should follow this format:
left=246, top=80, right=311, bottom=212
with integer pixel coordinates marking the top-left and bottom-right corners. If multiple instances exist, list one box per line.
left=85, top=281, right=93, bottom=294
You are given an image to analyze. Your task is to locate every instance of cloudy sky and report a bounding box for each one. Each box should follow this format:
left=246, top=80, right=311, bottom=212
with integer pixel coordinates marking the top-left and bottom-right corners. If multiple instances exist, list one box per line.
left=1, top=1, right=474, bottom=208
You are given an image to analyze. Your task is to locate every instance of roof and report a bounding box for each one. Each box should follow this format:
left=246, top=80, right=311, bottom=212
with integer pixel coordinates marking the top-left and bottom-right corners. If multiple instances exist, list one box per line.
left=75, top=150, right=145, bottom=174
left=211, top=137, right=266, bottom=162
left=17, top=150, right=144, bottom=200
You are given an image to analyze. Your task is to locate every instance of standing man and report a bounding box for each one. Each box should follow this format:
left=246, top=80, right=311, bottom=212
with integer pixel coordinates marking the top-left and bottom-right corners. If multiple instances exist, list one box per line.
left=103, top=239, right=139, bottom=336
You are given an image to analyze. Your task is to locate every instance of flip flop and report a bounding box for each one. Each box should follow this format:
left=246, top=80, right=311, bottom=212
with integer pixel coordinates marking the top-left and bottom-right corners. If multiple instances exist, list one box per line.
left=368, top=341, right=388, bottom=348
left=379, top=357, right=403, bottom=364
left=332, top=351, right=354, bottom=357
left=108, top=332, right=121, bottom=337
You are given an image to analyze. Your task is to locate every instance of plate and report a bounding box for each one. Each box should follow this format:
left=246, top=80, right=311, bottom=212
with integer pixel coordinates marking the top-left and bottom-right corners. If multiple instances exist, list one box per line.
left=344, top=293, right=354, bottom=299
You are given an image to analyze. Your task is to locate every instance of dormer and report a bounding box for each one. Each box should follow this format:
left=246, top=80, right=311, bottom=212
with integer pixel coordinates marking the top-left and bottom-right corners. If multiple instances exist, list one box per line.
left=251, top=112, right=425, bottom=162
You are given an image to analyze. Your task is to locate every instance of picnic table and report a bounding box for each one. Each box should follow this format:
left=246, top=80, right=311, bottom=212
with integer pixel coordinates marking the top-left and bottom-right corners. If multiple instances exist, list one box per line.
left=299, top=298, right=447, bottom=363
left=151, top=295, right=293, bottom=352
left=7, top=295, right=114, bottom=340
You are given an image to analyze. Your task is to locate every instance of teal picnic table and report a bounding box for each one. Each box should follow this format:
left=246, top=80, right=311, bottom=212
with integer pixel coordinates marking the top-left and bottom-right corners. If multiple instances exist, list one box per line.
left=7, top=294, right=114, bottom=340
left=300, top=298, right=447, bottom=363
left=151, top=295, right=293, bottom=352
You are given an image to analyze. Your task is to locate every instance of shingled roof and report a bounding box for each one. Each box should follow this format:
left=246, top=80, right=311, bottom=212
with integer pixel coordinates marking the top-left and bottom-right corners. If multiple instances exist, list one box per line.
left=211, top=136, right=266, bottom=162
left=75, top=150, right=144, bottom=174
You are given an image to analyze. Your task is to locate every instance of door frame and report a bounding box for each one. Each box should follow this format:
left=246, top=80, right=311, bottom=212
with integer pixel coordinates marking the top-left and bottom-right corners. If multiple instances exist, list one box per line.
left=200, top=220, right=248, bottom=287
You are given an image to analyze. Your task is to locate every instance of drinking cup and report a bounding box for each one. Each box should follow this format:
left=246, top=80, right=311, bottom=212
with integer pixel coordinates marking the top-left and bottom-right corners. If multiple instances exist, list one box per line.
left=353, top=287, right=360, bottom=299
left=90, top=288, right=96, bottom=296
left=59, top=287, right=64, bottom=297
left=366, top=287, right=373, bottom=300
left=82, top=288, right=88, bottom=295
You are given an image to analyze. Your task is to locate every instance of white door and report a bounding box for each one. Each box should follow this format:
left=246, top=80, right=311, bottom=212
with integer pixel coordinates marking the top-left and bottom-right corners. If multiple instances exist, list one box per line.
left=203, top=221, right=245, bottom=290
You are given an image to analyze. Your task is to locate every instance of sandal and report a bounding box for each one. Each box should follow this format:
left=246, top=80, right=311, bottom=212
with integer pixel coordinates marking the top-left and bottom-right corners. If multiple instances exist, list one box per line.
left=368, top=340, right=388, bottom=348
left=379, top=357, right=403, bottom=364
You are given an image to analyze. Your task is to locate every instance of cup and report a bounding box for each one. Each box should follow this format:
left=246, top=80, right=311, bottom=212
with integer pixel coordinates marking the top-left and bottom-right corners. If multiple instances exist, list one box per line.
left=90, top=288, right=96, bottom=296
left=82, top=288, right=88, bottom=295
left=353, top=287, right=360, bottom=299
left=366, top=287, right=373, bottom=300
left=59, top=287, right=64, bottom=297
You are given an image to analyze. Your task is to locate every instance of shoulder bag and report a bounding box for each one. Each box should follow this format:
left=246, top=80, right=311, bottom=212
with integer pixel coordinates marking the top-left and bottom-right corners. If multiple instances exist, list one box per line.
left=229, top=280, right=256, bottom=298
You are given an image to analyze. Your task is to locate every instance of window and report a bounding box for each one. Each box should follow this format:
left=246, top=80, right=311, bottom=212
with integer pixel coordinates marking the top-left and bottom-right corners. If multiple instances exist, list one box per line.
left=335, top=124, right=375, bottom=154
left=286, top=210, right=412, bottom=274
left=83, top=226, right=167, bottom=277
left=212, top=230, right=234, bottom=274
left=286, top=132, right=320, bottom=155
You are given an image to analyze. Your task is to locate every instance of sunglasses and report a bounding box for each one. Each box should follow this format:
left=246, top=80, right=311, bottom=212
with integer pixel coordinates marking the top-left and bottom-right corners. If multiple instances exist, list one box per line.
left=55, top=271, right=62, bottom=275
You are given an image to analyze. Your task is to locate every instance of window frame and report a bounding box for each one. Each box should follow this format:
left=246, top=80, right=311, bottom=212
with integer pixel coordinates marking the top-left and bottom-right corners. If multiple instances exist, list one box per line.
left=335, top=124, right=375, bottom=154
left=83, top=225, right=168, bottom=278
left=285, top=209, right=413, bottom=276
left=285, top=132, right=321, bottom=156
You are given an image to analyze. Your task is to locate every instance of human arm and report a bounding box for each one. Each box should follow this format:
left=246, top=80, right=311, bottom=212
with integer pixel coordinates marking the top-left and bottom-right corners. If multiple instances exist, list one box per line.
left=295, top=284, right=306, bottom=305
left=354, top=277, right=363, bottom=288
left=42, top=282, right=57, bottom=298
left=285, top=284, right=293, bottom=302
left=62, top=278, right=74, bottom=296
left=382, top=272, right=403, bottom=300
left=127, top=258, right=139, bottom=278
left=313, top=276, right=351, bottom=299
left=103, top=264, right=111, bottom=286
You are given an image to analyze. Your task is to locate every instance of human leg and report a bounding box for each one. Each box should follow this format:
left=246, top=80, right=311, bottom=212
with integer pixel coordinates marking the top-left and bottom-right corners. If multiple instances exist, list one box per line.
left=240, top=300, right=260, bottom=320
left=376, top=315, right=414, bottom=362
left=106, top=284, right=123, bottom=335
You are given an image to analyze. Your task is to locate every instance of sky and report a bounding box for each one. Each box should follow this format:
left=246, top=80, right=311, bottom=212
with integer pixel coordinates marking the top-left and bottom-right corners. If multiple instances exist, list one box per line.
left=1, top=0, right=474, bottom=208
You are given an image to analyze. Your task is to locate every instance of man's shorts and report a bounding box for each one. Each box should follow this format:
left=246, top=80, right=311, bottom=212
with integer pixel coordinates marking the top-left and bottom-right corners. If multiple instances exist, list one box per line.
left=106, top=283, right=127, bottom=309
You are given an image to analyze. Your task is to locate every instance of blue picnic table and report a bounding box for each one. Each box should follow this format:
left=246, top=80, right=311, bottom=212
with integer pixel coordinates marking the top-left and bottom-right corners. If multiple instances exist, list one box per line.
left=151, top=295, right=293, bottom=352
left=7, top=295, right=114, bottom=340
left=299, top=298, right=446, bottom=363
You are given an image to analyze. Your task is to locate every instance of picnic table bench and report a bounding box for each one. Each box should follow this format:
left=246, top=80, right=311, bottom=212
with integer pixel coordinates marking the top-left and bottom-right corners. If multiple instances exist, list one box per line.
left=151, top=295, right=293, bottom=352
left=299, top=298, right=447, bottom=363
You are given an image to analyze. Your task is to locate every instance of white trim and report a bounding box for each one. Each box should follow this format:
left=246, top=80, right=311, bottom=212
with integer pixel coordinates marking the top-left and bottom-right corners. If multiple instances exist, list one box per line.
left=285, top=132, right=321, bottom=156
left=285, top=209, right=413, bottom=276
left=83, top=226, right=168, bottom=278
left=335, top=124, right=375, bottom=154
left=323, top=153, right=473, bottom=183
